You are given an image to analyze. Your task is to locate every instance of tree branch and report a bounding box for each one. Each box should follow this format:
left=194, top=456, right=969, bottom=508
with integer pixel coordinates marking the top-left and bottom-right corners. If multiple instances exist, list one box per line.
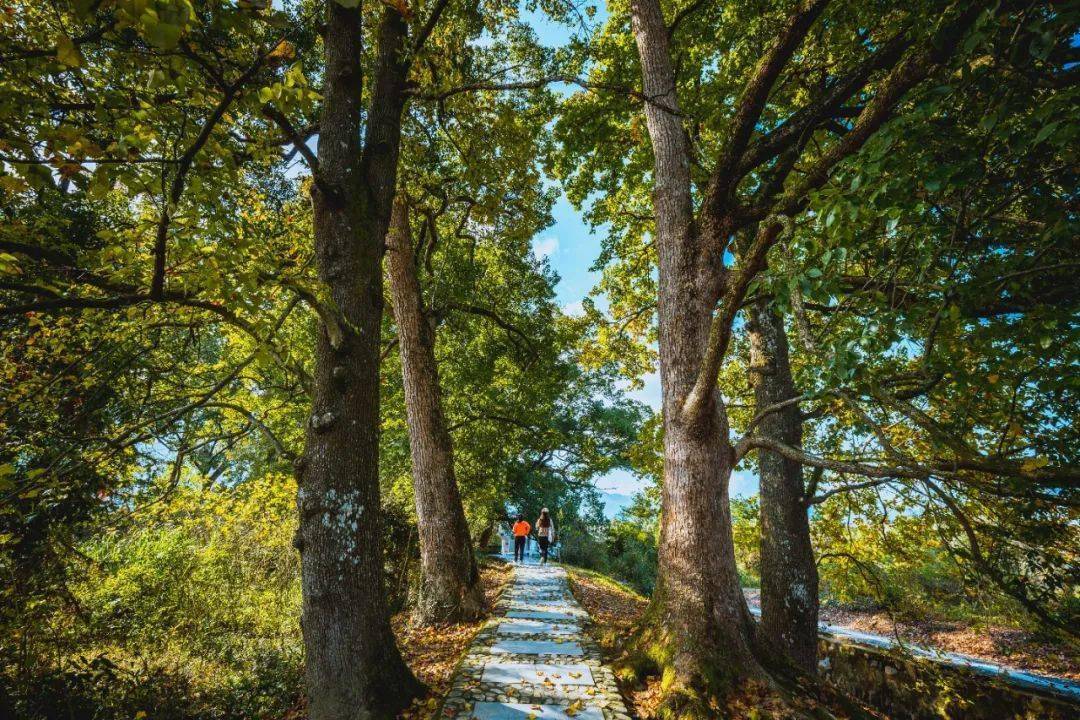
left=412, top=0, right=453, bottom=53
left=734, top=33, right=912, bottom=180
left=436, top=302, right=534, bottom=350
left=410, top=75, right=676, bottom=113
left=150, top=40, right=278, bottom=298
left=262, top=105, right=320, bottom=175
left=747, top=2, right=988, bottom=228
left=704, top=0, right=830, bottom=213
left=682, top=216, right=793, bottom=421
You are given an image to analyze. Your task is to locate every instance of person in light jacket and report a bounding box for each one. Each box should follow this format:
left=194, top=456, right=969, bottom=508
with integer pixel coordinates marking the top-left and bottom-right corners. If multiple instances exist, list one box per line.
left=535, top=508, right=556, bottom=564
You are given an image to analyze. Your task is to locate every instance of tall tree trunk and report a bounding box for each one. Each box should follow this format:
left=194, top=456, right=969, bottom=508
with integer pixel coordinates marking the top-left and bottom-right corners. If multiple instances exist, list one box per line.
left=747, top=296, right=819, bottom=675
left=386, top=199, right=484, bottom=624
left=630, top=0, right=764, bottom=702
left=294, top=4, right=421, bottom=719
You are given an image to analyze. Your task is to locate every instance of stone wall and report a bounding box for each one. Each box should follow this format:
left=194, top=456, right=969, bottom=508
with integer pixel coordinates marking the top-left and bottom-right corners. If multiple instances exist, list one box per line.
left=818, top=635, right=1078, bottom=719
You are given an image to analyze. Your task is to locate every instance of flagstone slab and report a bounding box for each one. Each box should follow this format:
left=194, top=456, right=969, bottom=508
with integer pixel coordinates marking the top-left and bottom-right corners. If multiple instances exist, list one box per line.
left=469, top=701, right=604, bottom=720
left=497, top=620, right=581, bottom=636
left=481, top=662, right=595, bottom=686
left=490, top=639, right=585, bottom=656
left=506, top=609, right=581, bottom=622
left=508, top=601, right=578, bottom=611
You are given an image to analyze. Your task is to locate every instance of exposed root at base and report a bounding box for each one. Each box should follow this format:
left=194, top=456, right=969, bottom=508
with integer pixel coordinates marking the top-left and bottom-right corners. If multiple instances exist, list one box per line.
left=567, top=569, right=883, bottom=720
left=612, top=619, right=881, bottom=719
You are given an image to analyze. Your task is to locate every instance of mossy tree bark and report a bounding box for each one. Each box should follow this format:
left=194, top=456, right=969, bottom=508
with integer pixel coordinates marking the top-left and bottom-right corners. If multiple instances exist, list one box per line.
left=386, top=199, right=484, bottom=625
left=629, top=0, right=766, bottom=700
left=748, top=297, right=819, bottom=675
left=294, top=4, right=421, bottom=718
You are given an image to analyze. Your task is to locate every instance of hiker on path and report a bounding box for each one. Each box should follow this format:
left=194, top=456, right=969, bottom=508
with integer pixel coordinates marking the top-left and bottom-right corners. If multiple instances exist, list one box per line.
left=535, top=508, right=556, bottom=564
left=511, top=515, right=531, bottom=563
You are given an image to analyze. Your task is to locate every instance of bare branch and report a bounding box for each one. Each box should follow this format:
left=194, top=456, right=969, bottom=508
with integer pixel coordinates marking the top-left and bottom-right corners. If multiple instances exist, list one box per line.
left=808, top=477, right=897, bottom=505
left=0, top=19, right=117, bottom=65
left=735, top=434, right=925, bottom=478
left=262, top=105, right=320, bottom=175
left=202, top=401, right=294, bottom=460
left=734, top=33, right=912, bottom=179
left=745, top=2, right=987, bottom=228
left=667, top=0, right=709, bottom=37
left=150, top=40, right=280, bottom=298
left=436, top=302, right=534, bottom=350
left=742, top=392, right=812, bottom=437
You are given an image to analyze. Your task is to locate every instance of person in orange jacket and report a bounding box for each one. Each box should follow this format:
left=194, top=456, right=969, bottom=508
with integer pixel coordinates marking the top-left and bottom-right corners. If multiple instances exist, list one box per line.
left=511, top=515, right=531, bottom=563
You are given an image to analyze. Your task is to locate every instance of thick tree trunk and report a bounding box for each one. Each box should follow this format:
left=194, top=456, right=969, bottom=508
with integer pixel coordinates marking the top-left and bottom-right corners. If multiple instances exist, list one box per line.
left=747, top=296, right=819, bottom=675
left=630, top=0, right=764, bottom=701
left=386, top=199, right=484, bottom=624
left=294, top=4, right=421, bottom=719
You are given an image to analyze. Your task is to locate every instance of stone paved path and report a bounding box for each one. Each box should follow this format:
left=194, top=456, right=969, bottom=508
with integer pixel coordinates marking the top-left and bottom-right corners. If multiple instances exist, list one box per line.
left=441, top=560, right=633, bottom=720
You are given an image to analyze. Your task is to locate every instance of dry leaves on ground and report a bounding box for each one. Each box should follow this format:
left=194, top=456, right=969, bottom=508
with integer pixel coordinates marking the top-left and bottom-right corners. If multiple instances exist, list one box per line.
left=396, top=559, right=514, bottom=720
left=744, top=589, right=1079, bottom=680
left=568, top=571, right=879, bottom=720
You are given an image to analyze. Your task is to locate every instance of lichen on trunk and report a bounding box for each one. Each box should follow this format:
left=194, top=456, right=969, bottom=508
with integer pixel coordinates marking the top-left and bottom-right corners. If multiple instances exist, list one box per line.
left=294, top=3, right=422, bottom=718
left=748, top=296, right=820, bottom=676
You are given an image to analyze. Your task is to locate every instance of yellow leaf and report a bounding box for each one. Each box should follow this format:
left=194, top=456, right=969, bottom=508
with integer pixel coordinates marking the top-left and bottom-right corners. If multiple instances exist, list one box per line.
left=268, top=39, right=295, bottom=61
left=56, top=35, right=83, bottom=67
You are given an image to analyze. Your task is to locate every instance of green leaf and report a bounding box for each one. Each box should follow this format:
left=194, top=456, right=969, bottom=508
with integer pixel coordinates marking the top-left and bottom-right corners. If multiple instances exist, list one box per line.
left=825, top=207, right=838, bottom=229
left=1033, top=121, right=1059, bottom=145
left=144, top=22, right=182, bottom=50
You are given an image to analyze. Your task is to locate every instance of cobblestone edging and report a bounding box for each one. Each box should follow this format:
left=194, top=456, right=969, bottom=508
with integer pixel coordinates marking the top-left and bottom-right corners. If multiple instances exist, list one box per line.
left=441, top=561, right=633, bottom=720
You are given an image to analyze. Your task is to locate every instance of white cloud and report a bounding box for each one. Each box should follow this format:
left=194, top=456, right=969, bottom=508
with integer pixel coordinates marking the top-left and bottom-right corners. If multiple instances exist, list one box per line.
left=532, top=236, right=559, bottom=260
left=562, top=300, right=585, bottom=317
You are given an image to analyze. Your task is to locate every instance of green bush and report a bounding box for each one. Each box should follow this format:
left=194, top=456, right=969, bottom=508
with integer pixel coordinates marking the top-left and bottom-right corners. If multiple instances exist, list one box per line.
left=1, top=473, right=304, bottom=720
